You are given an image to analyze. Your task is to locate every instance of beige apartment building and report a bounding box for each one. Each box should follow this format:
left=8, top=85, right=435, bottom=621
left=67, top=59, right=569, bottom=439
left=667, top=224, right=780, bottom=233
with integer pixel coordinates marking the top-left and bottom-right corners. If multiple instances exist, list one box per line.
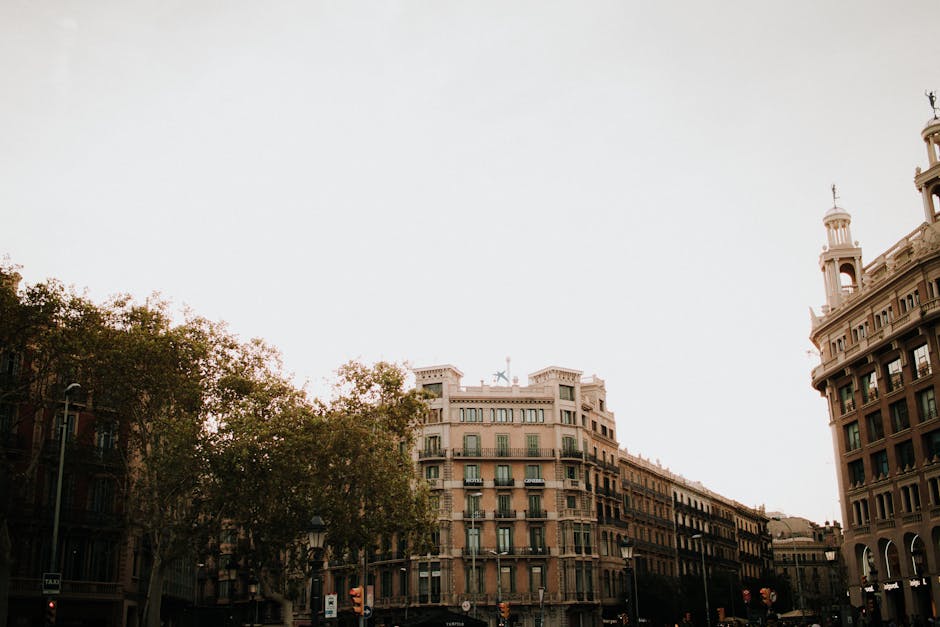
left=406, top=364, right=773, bottom=627
left=809, top=112, right=940, bottom=621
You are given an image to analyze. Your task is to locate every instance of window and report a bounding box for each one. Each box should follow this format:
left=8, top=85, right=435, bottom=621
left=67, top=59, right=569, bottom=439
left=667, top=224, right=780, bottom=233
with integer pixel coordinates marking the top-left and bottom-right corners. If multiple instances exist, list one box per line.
left=867, top=411, right=885, bottom=442
left=495, top=464, right=511, bottom=486
left=924, top=429, right=940, bottom=460
left=460, top=408, right=482, bottom=423
left=495, top=434, right=510, bottom=457
left=526, top=434, right=540, bottom=455
left=914, top=344, right=931, bottom=379
left=530, top=565, right=545, bottom=591
left=599, top=399, right=605, bottom=412
left=562, top=436, right=578, bottom=453
left=466, top=492, right=482, bottom=517
left=497, top=493, right=511, bottom=515
left=464, top=465, right=481, bottom=480
left=524, top=409, right=544, bottom=423
left=566, top=495, right=577, bottom=509
left=861, top=371, right=879, bottom=403
left=844, top=422, right=861, bottom=451
left=871, top=450, right=889, bottom=479
left=96, top=423, right=115, bottom=452
left=565, top=464, right=577, bottom=480
left=559, top=384, right=575, bottom=401
left=900, top=483, right=922, bottom=512
left=887, top=358, right=903, bottom=391
left=918, top=388, right=938, bottom=421
left=0, top=351, right=20, bottom=377
left=851, top=498, right=870, bottom=525
left=465, top=565, right=483, bottom=594
left=424, top=435, right=441, bottom=455
left=89, top=477, right=113, bottom=513
left=425, top=466, right=440, bottom=480
left=463, top=434, right=481, bottom=456
left=896, top=440, right=916, bottom=470
left=848, top=460, right=865, bottom=485
left=890, top=400, right=911, bottom=432
left=525, top=464, right=542, bottom=479
left=561, top=409, right=575, bottom=425
left=53, top=412, right=77, bottom=442
left=492, top=408, right=512, bottom=423
left=497, top=526, right=513, bottom=552
left=929, top=476, right=940, bottom=506
left=0, top=403, right=14, bottom=435
left=423, top=383, right=442, bottom=397
left=529, top=527, right=545, bottom=554
left=528, top=494, right=543, bottom=517
left=839, top=384, right=855, bottom=414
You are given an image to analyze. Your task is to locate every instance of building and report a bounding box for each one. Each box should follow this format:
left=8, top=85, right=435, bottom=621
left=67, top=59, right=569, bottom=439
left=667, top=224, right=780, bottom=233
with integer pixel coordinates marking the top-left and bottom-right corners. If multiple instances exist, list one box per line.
left=809, top=112, right=940, bottom=621
left=767, top=515, right=845, bottom=619
left=393, top=364, right=772, bottom=627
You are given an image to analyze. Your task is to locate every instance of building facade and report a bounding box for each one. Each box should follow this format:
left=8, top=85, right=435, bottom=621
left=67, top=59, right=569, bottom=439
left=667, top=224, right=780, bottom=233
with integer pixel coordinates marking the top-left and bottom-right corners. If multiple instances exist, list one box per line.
left=810, top=114, right=940, bottom=621
left=768, top=516, right=845, bottom=618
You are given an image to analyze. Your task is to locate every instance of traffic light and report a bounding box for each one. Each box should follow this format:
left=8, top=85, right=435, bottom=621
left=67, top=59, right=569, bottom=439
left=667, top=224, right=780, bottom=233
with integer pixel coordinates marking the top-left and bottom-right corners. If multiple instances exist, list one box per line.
left=45, top=599, right=57, bottom=626
left=499, top=602, right=510, bottom=619
left=718, top=607, right=726, bottom=622
left=742, top=589, right=751, bottom=604
left=350, top=586, right=364, bottom=615
left=760, top=588, right=773, bottom=607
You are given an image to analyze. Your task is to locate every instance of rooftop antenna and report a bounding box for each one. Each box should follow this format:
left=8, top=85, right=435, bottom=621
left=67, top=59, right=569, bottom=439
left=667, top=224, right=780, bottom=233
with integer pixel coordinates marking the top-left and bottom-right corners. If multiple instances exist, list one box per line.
left=927, top=90, right=938, bottom=120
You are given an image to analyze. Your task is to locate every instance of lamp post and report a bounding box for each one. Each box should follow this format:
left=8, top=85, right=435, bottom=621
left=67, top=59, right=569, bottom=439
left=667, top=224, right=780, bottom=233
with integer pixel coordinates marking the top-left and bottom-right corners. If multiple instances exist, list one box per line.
left=401, top=566, right=410, bottom=620
left=50, top=382, right=80, bottom=573
left=307, top=516, right=327, bottom=627
left=620, top=538, right=640, bottom=627
left=825, top=549, right=847, bottom=627
left=691, top=534, right=710, bottom=627
left=469, top=492, right=482, bottom=618
left=489, top=550, right=508, bottom=603
left=249, top=576, right=260, bottom=627
left=772, top=517, right=805, bottom=619
left=538, top=585, right=545, bottom=627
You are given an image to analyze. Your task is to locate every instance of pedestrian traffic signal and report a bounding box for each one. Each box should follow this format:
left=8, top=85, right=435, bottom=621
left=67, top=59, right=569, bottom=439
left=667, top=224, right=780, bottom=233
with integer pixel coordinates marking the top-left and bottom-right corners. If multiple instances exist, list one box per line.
left=350, top=587, right=364, bottom=615
left=742, top=589, right=751, bottom=604
left=499, top=602, right=510, bottom=619
left=45, top=599, right=57, bottom=626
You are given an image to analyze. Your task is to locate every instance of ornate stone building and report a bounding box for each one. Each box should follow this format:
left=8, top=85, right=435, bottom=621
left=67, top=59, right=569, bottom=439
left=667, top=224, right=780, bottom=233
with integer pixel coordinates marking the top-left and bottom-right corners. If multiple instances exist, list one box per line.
left=810, top=112, right=940, bottom=621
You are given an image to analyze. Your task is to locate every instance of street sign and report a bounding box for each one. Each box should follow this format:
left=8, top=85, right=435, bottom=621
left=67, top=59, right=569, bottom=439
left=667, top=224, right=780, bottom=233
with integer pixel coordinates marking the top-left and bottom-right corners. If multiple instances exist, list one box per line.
left=363, top=606, right=373, bottom=619
left=42, top=573, right=61, bottom=595
left=325, top=593, right=337, bottom=619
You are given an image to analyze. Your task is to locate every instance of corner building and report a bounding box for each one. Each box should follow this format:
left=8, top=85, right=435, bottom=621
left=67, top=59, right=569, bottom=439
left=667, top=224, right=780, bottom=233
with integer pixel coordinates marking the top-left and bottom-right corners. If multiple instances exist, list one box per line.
left=413, top=364, right=625, bottom=627
left=810, top=115, right=940, bottom=621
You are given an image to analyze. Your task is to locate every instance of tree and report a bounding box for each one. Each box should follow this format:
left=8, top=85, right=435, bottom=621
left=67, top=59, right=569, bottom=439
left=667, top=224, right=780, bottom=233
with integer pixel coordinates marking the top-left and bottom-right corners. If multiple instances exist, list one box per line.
left=0, top=264, right=105, bottom=627
left=211, top=360, right=436, bottom=621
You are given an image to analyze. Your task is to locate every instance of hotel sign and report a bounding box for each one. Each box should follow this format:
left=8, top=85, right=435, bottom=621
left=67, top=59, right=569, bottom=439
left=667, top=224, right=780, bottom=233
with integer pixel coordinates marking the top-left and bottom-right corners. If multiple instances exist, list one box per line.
left=883, top=581, right=901, bottom=591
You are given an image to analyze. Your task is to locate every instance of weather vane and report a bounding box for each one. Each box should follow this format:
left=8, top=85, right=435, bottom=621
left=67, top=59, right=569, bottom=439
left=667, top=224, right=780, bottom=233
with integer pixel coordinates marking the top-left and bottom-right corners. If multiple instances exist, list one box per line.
left=831, top=183, right=839, bottom=208
left=928, top=90, right=938, bottom=120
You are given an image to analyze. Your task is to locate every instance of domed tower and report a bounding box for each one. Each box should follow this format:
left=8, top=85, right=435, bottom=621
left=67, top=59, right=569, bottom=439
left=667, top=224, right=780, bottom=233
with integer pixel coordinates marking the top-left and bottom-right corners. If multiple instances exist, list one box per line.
left=914, top=98, right=940, bottom=223
left=819, top=190, right=863, bottom=312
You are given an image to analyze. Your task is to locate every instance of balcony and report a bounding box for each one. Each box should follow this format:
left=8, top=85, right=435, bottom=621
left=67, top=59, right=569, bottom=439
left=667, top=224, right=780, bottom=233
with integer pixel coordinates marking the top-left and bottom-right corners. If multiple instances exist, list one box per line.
left=495, top=509, right=516, bottom=520
left=462, top=510, right=485, bottom=520
left=560, top=449, right=584, bottom=460
left=494, top=477, right=515, bottom=487
left=525, top=509, right=547, bottom=519
left=419, top=448, right=445, bottom=459
left=523, top=478, right=545, bottom=488
left=454, top=447, right=554, bottom=458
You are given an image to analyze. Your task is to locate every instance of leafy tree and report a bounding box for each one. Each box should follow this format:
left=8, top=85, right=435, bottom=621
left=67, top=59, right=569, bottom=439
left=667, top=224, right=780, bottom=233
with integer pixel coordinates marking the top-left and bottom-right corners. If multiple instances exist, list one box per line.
left=211, top=359, right=436, bottom=620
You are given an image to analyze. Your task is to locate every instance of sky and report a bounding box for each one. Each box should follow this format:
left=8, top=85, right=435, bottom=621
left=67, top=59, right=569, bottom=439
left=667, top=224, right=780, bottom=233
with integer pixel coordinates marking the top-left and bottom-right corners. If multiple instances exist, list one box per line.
left=2, top=0, right=939, bottom=526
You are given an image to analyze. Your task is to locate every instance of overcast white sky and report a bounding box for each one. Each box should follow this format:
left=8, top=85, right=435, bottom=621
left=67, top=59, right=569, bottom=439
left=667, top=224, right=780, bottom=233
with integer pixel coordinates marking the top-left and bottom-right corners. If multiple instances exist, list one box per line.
left=3, top=1, right=939, bottom=525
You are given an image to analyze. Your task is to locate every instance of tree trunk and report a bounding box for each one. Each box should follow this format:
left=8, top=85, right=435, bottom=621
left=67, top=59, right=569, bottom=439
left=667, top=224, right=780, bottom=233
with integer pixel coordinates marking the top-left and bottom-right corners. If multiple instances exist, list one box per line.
left=0, top=519, right=11, bottom=627
left=143, top=553, right=165, bottom=627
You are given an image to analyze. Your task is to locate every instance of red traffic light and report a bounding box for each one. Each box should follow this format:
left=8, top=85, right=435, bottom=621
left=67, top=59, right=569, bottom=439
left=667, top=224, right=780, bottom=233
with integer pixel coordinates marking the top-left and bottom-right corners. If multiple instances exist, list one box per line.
left=350, top=586, right=364, bottom=615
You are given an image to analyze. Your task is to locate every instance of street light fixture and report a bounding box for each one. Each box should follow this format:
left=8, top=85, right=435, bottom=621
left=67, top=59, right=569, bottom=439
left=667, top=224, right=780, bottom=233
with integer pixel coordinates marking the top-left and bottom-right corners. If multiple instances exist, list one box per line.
left=468, top=492, right=482, bottom=618
left=489, top=550, right=509, bottom=604
left=248, top=575, right=260, bottom=627
left=691, top=534, right=710, bottom=627
left=307, top=516, right=327, bottom=627
left=50, top=382, right=80, bottom=573
left=620, top=538, right=641, bottom=627
left=772, top=517, right=805, bottom=619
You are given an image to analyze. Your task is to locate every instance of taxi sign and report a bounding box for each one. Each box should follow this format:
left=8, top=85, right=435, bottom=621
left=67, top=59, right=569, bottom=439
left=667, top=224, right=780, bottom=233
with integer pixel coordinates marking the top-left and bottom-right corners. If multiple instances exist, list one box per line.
left=42, top=572, right=61, bottom=595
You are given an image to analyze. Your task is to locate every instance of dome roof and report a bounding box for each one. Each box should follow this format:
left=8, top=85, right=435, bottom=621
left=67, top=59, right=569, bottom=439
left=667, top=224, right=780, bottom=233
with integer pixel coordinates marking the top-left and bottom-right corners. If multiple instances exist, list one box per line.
left=823, top=205, right=851, bottom=222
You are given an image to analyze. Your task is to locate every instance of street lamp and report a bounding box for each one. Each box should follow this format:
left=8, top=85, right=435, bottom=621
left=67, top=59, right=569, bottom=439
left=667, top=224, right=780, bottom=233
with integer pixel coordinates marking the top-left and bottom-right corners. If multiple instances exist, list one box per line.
left=772, top=517, right=805, bottom=619
left=825, top=549, right=846, bottom=627
left=691, top=534, right=710, bottom=627
left=489, top=550, right=508, bottom=604
left=468, top=492, right=482, bottom=618
left=248, top=575, right=259, bottom=627
left=620, top=538, right=640, bottom=627
left=307, top=516, right=327, bottom=627
left=50, top=382, right=80, bottom=573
